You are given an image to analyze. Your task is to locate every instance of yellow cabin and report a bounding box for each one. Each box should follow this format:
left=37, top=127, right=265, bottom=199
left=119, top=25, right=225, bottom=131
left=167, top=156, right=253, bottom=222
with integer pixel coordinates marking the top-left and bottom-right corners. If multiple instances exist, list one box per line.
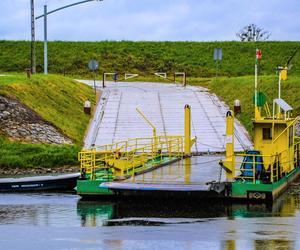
left=254, top=98, right=297, bottom=176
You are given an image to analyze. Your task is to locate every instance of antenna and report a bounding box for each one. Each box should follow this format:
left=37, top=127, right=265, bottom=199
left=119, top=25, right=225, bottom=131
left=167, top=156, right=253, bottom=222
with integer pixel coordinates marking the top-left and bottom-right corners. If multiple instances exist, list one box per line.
left=286, top=47, right=299, bottom=66
left=276, top=47, right=299, bottom=84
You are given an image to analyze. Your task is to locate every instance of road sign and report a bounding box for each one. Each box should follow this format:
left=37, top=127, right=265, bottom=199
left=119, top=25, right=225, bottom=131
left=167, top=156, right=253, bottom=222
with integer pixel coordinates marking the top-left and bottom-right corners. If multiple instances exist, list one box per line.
left=214, top=48, right=222, bottom=61
left=88, top=59, right=99, bottom=94
left=88, top=59, right=99, bottom=71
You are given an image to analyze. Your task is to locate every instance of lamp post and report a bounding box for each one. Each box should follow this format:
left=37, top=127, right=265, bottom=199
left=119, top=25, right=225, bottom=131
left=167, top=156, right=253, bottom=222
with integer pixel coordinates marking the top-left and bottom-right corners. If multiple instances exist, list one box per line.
left=30, top=0, right=36, bottom=74
left=43, top=4, right=47, bottom=74
left=35, top=0, right=103, bottom=74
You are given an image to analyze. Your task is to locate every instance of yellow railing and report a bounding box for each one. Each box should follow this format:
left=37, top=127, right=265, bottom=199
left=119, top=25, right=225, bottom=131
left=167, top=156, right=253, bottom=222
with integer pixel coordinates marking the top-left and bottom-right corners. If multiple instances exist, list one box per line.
left=233, top=147, right=300, bottom=183
left=233, top=153, right=279, bottom=183
left=79, top=136, right=184, bottom=180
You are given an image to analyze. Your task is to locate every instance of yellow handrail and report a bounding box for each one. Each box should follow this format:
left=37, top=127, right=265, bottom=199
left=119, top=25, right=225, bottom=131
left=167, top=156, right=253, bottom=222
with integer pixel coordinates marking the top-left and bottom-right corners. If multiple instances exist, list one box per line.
left=79, top=135, right=184, bottom=180
left=232, top=147, right=300, bottom=183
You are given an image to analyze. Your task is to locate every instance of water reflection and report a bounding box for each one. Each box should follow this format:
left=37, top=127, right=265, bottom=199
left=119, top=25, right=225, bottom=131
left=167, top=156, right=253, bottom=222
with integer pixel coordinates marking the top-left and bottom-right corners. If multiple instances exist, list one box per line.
left=0, top=193, right=79, bottom=226
left=223, top=240, right=294, bottom=250
left=1, top=187, right=300, bottom=249
left=77, top=201, right=115, bottom=227
left=76, top=189, right=299, bottom=227
left=75, top=194, right=300, bottom=249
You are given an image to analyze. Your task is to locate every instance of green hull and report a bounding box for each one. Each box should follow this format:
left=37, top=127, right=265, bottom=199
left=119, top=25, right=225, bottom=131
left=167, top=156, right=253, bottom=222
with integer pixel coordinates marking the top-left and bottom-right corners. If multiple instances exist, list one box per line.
left=77, top=156, right=179, bottom=197
left=77, top=179, right=114, bottom=196
left=231, top=166, right=300, bottom=200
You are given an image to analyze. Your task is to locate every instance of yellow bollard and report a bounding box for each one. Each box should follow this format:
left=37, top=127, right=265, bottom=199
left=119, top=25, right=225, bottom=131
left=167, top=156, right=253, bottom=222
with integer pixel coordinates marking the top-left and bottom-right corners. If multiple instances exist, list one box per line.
left=184, top=105, right=191, bottom=155
left=225, top=111, right=235, bottom=180
left=184, top=105, right=197, bottom=156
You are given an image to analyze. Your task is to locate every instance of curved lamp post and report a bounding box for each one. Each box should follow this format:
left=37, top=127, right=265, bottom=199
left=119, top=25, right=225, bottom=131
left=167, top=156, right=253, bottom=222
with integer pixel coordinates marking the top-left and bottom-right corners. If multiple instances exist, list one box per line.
left=35, top=0, right=103, bottom=74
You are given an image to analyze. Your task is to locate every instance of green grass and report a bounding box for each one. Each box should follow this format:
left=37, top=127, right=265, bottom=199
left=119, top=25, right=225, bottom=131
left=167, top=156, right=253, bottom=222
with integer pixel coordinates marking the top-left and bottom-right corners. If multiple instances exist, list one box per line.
left=1, top=41, right=300, bottom=77
left=0, top=74, right=26, bottom=86
left=0, top=137, right=79, bottom=168
left=0, top=74, right=95, bottom=169
left=192, top=75, right=300, bottom=136
left=0, top=74, right=95, bottom=143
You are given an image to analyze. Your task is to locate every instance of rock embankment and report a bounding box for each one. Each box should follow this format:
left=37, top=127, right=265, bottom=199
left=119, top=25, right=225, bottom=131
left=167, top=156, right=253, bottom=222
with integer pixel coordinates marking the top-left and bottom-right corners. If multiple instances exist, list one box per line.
left=0, top=95, right=72, bottom=144
left=0, top=165, right=79, bottom=176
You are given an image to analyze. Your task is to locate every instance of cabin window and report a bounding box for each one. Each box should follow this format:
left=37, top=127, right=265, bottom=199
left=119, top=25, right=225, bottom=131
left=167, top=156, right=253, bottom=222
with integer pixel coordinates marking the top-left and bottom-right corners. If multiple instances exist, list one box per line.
left=262, top=128, right=272, bottom=140
left=289, top=127, right=294, bottom=147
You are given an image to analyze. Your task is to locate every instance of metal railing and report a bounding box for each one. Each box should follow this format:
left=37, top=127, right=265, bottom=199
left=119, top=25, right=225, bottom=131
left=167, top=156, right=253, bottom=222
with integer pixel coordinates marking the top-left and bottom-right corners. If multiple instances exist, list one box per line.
left=79, top=136, right=184, bottom=180
left=233, top=153, right=279, bottom=183
left=234, top=145, right=300, bottom=183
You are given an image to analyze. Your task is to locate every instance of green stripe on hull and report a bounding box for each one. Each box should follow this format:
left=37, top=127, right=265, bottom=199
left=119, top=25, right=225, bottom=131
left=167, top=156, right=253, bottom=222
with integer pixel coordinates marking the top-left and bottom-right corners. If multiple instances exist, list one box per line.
left=77, top=180, right=114, bottom=196
left=232, top=167, right=300, bottom=200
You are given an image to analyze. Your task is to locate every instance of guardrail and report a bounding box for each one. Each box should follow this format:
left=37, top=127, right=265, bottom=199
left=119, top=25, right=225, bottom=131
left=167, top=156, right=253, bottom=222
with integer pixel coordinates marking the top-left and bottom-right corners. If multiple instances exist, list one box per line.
left=79, top=136, right=184, bottom=180
left=233, top=145, right=300, bottom=183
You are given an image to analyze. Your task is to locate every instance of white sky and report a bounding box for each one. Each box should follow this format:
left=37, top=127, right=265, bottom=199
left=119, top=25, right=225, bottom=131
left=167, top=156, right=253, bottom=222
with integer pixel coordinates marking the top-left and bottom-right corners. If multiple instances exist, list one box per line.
left=0, top=0, right=299, bottom=41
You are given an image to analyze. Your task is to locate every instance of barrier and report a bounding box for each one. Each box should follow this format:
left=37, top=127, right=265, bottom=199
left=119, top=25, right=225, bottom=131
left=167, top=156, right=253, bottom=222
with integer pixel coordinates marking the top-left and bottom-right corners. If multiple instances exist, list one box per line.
left=154, top=72, right=167, bottom=79
left=102, top=72, right=117, bottom=87
left=174, top=72, right=186, bottom=86
left=125, top=73, right=139, bottom=80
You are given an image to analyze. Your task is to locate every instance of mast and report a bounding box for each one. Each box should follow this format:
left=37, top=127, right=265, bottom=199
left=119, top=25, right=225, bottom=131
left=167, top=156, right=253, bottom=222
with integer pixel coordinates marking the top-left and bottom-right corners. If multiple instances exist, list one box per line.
left=254, top=49, right=262, bottom=119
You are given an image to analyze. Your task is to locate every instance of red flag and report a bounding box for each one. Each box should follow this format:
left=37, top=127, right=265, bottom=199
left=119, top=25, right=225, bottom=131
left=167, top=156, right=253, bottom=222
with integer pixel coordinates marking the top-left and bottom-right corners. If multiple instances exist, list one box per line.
left=256, top=49, right=262, bottom=60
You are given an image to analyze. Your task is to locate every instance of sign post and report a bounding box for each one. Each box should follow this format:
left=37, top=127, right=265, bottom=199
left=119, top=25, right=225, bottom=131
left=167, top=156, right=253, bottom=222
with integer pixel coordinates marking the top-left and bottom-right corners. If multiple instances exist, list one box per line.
left=88, top=59, right=99, bottom=95
left=214, top=48, right=222, bottom=78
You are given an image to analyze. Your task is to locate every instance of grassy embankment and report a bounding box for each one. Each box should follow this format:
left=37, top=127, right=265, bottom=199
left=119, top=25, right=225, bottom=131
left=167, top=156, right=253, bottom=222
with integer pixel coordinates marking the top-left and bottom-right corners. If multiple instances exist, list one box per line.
left=0, top=74, right=95, bottom=168
left=195, top=75, right=300, bottom=137
left=1, top=41, right=300, bottom=78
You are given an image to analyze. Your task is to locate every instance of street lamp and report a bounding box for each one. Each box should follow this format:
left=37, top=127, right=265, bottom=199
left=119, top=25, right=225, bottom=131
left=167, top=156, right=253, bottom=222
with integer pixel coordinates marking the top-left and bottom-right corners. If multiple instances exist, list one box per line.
left=30, top=0, right=36, bottom=74
left=35, top=0, right=103, bottom=74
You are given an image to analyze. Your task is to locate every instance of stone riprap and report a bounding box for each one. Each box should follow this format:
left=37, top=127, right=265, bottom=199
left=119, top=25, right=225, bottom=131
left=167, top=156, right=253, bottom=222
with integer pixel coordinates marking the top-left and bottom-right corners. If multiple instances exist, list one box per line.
left=0, top=95, right=72, bottom=144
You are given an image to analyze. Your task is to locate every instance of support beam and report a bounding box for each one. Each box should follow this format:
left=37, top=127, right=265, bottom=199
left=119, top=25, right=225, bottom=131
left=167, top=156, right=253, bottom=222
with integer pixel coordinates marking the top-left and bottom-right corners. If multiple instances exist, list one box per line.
left=136, top=108, right=157, bottom=153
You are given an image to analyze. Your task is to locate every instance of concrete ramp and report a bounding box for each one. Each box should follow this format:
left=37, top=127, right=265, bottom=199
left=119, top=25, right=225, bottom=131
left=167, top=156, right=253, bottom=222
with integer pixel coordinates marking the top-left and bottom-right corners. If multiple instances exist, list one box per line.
left=79, top=81, right=252, bottom=153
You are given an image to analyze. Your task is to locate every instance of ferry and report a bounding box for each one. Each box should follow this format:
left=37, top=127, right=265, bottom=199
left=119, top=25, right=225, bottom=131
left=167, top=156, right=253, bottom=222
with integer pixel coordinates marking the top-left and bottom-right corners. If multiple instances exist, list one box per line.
left=220, top=54, right=300, bottom=200
left=76, top=53, right=300, bottom=201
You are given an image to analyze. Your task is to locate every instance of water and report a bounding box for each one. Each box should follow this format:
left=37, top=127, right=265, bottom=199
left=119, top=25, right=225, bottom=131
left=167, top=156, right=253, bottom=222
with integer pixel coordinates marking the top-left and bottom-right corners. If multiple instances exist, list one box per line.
left=1, top=187, right=300, bottom=250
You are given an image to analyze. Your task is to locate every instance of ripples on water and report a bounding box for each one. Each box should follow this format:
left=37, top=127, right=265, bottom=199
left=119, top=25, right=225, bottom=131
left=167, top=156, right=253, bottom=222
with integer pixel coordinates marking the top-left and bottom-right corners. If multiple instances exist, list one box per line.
left=1, top=186, right=300, bottom=249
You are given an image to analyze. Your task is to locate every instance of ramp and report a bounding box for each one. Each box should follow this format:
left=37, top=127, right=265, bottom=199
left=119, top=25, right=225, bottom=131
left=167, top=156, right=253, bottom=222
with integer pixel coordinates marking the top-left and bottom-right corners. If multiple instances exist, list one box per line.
left=79, top=81, right=252, bottom=153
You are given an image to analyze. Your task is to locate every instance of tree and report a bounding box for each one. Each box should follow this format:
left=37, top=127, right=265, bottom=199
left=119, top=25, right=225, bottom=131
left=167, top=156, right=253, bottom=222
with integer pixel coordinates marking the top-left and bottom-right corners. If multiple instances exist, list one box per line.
left=236, top=24, right=271, bottom=41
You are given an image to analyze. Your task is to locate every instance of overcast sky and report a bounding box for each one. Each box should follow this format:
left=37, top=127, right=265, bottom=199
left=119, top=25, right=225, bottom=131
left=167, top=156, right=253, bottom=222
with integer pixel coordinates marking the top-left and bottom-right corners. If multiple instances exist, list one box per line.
left=0, top=0, right=299, bottom=41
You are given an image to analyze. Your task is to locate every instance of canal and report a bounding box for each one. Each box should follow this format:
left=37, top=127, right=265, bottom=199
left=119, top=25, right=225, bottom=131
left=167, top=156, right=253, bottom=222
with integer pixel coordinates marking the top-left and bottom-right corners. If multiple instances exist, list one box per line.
left=1, top=186, right=300, bottom=249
